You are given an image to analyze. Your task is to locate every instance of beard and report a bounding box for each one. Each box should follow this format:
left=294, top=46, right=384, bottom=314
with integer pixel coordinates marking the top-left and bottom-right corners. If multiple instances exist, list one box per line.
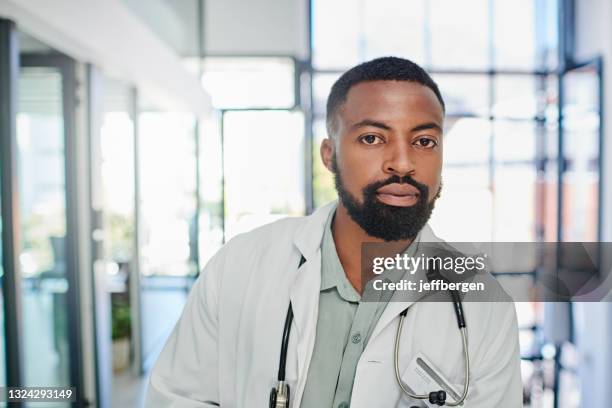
left=332, top=155, right=440, bottom=242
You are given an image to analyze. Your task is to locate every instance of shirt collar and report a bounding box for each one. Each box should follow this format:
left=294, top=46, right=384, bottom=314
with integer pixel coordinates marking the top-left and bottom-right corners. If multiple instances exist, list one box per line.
left=320, top=209, right=358, bottom=301
left=319, top=207, right=425, bottom=301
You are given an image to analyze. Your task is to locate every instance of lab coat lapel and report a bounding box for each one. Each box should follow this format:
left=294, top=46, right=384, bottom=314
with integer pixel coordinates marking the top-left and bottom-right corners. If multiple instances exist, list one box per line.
left=368, top=224, right=442, bottom=341
left=288, top=251, right=320, bottom=405
left=289, top=202, right=336, bottom=404
left=367, top=283, right=428, bottom=342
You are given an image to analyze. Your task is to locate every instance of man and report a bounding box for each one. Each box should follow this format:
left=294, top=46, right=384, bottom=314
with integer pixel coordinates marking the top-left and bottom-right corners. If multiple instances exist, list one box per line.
left=147, top=57, right=522, bottom=407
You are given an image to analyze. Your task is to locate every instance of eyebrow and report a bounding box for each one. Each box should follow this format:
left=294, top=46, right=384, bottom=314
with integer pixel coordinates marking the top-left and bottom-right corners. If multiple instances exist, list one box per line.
left=350, top=119, right=443, bottom=133
left=350, top=119, right=391, bottom=131
left=411, top=122, right=443, bottom=133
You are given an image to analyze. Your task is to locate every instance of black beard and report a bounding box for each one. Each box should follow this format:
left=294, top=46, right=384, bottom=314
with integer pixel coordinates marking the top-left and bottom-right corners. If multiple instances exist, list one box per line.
left=332, top=155, right=439, bottom=242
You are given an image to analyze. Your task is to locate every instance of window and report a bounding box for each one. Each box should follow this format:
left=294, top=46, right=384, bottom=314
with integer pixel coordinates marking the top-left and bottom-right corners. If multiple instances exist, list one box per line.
left=310, top=1, right=596, bottom=406
left=192, top=57, right=305, bottom=241
left=223, top=110, right=305, bottom=240
left=195, top=57, right=295, bottom=109
left=139, top=112, right=198, bottom=277
left=310, top=0, right=562, bottom=243
left=198, top=112, right=224, bottom=265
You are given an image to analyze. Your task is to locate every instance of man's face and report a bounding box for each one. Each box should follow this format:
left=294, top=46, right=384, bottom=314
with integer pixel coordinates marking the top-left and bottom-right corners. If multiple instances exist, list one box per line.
left=321, top=80, right=444, bottom=241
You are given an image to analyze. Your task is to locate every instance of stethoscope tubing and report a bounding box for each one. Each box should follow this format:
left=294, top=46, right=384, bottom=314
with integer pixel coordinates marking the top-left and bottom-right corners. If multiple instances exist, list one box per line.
left=272, top=285, right=470, bottom=407
left=393, top=309, right=470, bottom=406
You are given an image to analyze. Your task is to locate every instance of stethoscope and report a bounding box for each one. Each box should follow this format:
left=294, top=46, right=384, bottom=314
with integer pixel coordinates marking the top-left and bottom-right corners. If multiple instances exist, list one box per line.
left=269, top=257, right=470, bottom=408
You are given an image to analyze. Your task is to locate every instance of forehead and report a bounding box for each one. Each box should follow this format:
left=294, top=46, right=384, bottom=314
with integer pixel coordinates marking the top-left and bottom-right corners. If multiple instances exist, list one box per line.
left=338, top=80, right=444, bottom=127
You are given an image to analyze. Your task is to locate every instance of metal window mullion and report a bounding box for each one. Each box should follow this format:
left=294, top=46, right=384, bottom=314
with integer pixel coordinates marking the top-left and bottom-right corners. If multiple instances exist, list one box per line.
left=86, top=63, right=110, bottom=408
left=304, top=0, right=315, bottom=214
left=487, top=0, right=496, bottom=242
left=193, top=0, right=205, bottom=277
left=596, top=57, right=604, bottom=244
left=72, top=60, right=98, bottom=407
left=194, top=119, right=202, bottom=276
left=0, top=17, right=24, bottom=392
left=130, top=86, right=144, bottom=375
left=220, top=110, right=226, bottom=244
left=303, top=67, right=314, bottom=215
left=62, top=56, right=87, bottom=405
left=556, top=0, right=567, bottom=245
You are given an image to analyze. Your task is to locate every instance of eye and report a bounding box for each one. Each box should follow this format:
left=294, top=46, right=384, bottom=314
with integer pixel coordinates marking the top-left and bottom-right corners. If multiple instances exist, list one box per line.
left=359, top=134, right=384, bottom=145
left=413, top=137, right=438, bottom=149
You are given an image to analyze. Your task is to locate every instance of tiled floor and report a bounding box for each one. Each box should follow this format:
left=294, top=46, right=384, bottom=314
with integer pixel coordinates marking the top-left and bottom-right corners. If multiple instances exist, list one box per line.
left=15, top=285, right=190, bottom=407
left=112, top=287, right=190, bottom=407
left=112, top=370, right=149, bottom=408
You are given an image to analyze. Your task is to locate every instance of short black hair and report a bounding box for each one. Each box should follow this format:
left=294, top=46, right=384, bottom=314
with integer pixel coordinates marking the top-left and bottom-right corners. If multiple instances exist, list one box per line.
left=326, top=56, right=445, bottom=136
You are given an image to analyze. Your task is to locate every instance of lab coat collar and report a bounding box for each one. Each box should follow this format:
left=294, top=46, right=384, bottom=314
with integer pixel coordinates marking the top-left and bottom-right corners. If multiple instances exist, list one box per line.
left=368, top=223, right=443, bottom=341
left=289, top=201, right=336, bottom=403
left=292, top=201, right=338, bottom=261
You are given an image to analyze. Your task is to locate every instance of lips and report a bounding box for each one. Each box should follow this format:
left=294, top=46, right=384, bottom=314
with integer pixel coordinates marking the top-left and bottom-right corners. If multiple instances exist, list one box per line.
left=376, top=183, right=420, bottom=197
left=375, top=183, right=421, bottom=207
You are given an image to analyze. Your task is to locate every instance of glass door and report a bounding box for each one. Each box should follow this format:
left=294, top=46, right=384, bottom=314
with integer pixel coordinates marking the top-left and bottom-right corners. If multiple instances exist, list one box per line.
left=17, top=51, right=83, bottom=405
left=18, top=64, right=71, bottom=390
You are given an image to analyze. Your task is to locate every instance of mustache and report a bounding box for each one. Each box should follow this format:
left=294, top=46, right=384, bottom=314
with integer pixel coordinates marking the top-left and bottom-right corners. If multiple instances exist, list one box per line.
left=363, top=175, right=429, bottom=198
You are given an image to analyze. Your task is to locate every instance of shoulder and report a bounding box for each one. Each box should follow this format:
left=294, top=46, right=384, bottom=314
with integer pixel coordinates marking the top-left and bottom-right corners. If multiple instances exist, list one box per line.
left=195, top=215, right=307, bottom=300
left=200, top=215, right=308, bottom=281
left=214, top=201, right=337, bottom=261
left=221, top=215, right=306, bottom=255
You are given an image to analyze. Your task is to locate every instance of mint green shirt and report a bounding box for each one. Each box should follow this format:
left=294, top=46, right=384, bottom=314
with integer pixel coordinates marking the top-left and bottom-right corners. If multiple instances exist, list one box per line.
left=300, top=210, right=419, bottom=408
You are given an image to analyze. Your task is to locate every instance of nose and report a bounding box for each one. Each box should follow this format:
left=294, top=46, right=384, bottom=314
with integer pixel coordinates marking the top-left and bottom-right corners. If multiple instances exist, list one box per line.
left=383, top=144, right=416, bottom=177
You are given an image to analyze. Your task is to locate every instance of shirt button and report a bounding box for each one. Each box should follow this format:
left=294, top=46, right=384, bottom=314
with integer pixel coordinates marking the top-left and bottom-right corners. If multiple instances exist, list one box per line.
left=338, top=402, right=349, bottom=408
left=351, top=333, right=362, bottom=344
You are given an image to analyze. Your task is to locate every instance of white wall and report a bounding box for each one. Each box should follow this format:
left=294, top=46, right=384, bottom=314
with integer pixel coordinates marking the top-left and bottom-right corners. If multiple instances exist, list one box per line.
left=205, top=0, right=308, bottom=58
left=0, top=0, right=211, bottom=114
left=573, top=0, right=612, bottom=405
left=117, top=0, right=310, bottom=58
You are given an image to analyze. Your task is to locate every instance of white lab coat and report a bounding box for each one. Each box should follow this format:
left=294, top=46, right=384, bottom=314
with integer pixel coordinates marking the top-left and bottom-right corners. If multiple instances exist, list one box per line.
left=147, top=202, right=522, bottom=407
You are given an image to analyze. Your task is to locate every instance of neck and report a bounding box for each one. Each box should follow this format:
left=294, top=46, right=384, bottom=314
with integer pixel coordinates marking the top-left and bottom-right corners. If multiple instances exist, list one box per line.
left=331, top=202, right=413, bottom=293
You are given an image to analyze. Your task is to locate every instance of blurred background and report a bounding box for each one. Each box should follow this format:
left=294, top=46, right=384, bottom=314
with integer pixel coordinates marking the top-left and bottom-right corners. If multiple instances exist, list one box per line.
left=0, top=0, right=610, bottom=407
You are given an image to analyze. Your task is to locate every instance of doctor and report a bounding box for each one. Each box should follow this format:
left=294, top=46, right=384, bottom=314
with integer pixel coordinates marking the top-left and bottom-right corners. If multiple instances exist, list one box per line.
left=147, top=57, right=522, bottom=407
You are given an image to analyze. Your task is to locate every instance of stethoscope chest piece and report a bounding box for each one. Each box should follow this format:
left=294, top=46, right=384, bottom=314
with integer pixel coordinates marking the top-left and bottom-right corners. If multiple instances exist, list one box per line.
left=269, top=381, right=290, bottom=408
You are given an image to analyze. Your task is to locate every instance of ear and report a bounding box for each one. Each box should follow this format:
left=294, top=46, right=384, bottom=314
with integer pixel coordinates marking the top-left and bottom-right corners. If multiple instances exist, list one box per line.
left=320, top=138, right=335, bottom=172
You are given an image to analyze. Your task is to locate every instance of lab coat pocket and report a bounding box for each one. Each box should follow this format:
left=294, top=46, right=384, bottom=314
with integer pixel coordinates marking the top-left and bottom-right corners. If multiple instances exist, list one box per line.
left=396, top=352, right=463, bottom=408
